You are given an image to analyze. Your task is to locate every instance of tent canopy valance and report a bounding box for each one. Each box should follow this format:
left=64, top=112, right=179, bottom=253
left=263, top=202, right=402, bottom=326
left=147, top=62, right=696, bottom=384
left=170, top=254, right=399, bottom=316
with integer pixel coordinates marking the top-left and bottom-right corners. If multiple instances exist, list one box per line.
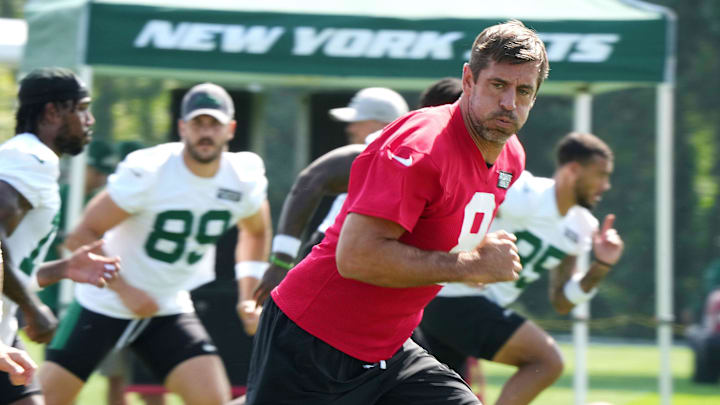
left=23, top=0, right=674, bottom=94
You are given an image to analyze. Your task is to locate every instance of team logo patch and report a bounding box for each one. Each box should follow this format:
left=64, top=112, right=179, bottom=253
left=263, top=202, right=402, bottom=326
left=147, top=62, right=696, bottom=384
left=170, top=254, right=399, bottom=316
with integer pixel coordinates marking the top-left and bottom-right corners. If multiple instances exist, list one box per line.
left=497, top=171, right=513, bottom=189
left=564, top=228, right=579, bottom=243
left=217, top=188, right=242, bottom=202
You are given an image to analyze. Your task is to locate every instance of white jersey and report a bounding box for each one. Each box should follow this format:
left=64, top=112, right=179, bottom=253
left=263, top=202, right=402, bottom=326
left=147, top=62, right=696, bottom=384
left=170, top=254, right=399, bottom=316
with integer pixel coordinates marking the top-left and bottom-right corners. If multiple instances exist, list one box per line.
left=0, top=133, right=61, bottom=344
left=75, top=143, right=268, bottom=318
left=439, top=171, right=598, bottom=307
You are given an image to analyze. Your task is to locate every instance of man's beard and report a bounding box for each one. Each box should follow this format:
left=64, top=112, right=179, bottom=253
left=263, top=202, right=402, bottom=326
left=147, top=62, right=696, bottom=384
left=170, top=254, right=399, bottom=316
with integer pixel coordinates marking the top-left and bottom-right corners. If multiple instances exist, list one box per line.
left=54, top=121, right=89, bottom=156
left=186, top=138, right=223, bottom=164
left=466, top=100, right=519, bottom=145
left=575, top=181, right=597, bottom=210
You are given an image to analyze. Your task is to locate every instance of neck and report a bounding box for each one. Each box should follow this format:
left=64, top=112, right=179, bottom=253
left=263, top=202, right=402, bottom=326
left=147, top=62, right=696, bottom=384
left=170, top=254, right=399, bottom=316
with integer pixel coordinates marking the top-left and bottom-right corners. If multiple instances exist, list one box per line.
left=553, top=170, right=576, bottom=216
left=182, top=149, right=221, bottom=178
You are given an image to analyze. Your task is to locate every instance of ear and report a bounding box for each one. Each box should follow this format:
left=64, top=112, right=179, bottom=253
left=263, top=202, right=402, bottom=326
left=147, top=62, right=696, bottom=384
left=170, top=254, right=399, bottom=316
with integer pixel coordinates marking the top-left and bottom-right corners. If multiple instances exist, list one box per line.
left=41, top=102, right=61, bottom=125
left=226, top=120, right=237, bottom=140
left=177, top=119, right=187, bottom=138
left=461, top=63, right=475, bottom=94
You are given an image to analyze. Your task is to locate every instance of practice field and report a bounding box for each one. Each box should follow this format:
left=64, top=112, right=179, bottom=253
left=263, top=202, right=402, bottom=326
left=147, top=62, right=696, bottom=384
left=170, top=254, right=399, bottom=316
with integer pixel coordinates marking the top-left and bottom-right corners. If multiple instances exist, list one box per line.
left=20, top=335, right=720, bottom=404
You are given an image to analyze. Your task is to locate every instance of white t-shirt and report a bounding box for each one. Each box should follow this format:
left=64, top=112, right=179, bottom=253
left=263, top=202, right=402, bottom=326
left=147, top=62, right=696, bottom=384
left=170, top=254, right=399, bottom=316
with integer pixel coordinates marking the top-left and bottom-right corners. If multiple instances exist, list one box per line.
left=0, top=133, right=61, bottom=343
left=75, top=143, right=268, bottom=318
left=439, top=171, right=598, bottom=306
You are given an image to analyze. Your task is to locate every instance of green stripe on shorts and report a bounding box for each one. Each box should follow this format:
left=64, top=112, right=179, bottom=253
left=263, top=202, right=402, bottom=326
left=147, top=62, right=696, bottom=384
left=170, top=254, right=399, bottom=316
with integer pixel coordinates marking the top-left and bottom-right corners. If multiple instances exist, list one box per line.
left=48, top=301, right=83, bottom=350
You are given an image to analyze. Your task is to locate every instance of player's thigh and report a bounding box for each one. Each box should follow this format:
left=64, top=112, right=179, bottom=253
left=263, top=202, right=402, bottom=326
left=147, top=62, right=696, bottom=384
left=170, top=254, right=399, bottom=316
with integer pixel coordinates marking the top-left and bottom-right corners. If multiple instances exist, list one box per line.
left=132, top=313, right=224, bottom=386
left=421, top=296, right=525, bottom=361
left=165, top=354, right=230, bottom=405
left=376, top=341, right=479, bottom=405
left=44, top=301, right=131, bottom=382
left=491, top=319, right=563, bottom=368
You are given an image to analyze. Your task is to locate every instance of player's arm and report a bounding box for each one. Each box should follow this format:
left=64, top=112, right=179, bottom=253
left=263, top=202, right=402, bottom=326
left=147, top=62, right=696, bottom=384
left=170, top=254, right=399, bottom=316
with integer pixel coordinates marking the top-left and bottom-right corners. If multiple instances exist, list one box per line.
left=336, top=213, right=522, bottom=288
left=235, top=200, right=271, bottom=335
left=549, top=214, right=624, bottom=314
left=254, top=144, right=364, bottom=305
left=0, top=180, right=57, bottom=343
left=66, top=190, right=157, bottom=317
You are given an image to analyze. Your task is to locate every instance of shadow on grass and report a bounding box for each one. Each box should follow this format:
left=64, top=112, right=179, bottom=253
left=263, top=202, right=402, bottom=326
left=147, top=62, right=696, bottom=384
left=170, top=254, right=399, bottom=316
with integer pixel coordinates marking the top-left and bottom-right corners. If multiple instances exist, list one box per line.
left=485, top=374, right=720, bottom=396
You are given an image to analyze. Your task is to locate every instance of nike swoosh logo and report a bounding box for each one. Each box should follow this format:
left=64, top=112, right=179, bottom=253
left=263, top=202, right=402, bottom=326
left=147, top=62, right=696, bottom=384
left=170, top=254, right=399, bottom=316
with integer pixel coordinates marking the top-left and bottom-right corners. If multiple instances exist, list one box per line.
left=388, top=151, right=412, bottom=167
left=30, top=155, right=45, bottom=164
left=129, top=169, right=142, bottom=177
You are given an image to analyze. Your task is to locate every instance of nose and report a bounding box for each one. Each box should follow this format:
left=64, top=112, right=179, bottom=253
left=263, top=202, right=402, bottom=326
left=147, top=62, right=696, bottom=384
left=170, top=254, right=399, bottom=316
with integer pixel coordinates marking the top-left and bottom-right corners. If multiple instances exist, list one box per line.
left=85, top=110, right=96, bottom=127
left=499, top=89, right=517, bottom=111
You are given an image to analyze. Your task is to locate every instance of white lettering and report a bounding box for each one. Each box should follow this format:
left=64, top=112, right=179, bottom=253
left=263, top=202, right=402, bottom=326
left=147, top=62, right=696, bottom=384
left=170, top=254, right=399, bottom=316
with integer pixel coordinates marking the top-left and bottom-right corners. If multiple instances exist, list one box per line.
left=540, top=33, right=619, bottom=62
left=540, top=33, right=582, bottom=61
left=180, top=23, right=225, bottom=51
left=292, top=27, right=336, bottom=55
left=408, top=31, right=463, bottom=59
left=134, top=20, right=190, bottom=49
left=324, top=29, right=374, bottom=57
left=222, top=26, right=285, bottom=53
left=569, top=34, right=619, bottom=62
left=134, top=20, right=284, bottom=53
left=366, top=30, right=416, bottom=58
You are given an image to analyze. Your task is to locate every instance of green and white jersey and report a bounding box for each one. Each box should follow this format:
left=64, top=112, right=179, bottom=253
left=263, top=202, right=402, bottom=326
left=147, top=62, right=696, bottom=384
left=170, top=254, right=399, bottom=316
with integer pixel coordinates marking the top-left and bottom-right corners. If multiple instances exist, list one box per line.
left=75, top=143, right=267, bottom=319
left=0, top=133, right=61, bottom=344
left=439, top=171, right=597, bottom=307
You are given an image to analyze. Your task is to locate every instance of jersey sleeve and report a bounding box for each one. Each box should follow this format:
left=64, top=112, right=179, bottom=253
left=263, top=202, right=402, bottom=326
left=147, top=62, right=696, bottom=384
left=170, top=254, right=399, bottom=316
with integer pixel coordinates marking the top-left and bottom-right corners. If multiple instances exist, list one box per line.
left=106, top=150, right=156, bottom=214
left=0, top=147, right=56, bottom=208
left=576, top=209, right=599, bottom=255
left=232, top=152, right=268, bottom=217
left=346, top=145, right=440, bottom=232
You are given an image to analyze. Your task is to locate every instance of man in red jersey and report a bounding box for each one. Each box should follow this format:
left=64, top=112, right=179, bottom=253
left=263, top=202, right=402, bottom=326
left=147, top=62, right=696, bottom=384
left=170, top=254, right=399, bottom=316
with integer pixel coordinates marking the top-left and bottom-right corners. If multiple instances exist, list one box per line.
left=246, top=20, right=549, bottom=405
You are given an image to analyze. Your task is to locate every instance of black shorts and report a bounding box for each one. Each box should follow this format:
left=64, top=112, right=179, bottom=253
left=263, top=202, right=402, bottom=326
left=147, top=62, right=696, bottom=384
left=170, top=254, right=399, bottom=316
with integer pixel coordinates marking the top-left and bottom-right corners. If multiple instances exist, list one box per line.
left=0, top=337, right=42, bottom=405
left=45, top=301, right=218, bottom=382
left=246, top=297, right=480, bottom=405
left=419, top=295, right=526, bottom=376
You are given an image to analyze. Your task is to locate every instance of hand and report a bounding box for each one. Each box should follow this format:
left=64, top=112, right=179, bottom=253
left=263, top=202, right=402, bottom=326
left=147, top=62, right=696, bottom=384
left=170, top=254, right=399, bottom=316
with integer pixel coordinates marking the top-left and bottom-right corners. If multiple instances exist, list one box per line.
left=66, top=240, right=121, bottom=288
left=237, top=299, right=262, bottom=336
left=592, top=214, right=624, bottom=266
left=0, top=343, right=37, bottom=386
left=22, top=304, right=58, bottom=343
left=462, top=231, right=522, bottom=284
left=252, top=264, right=288, bottom=307
left=108, top=276, right=158, bottom=318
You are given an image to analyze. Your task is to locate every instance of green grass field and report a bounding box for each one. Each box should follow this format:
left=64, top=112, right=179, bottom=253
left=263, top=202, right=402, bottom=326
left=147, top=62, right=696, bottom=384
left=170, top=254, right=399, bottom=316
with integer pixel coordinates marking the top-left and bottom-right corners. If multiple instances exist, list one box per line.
left=20, top=334, right=720, bottom=404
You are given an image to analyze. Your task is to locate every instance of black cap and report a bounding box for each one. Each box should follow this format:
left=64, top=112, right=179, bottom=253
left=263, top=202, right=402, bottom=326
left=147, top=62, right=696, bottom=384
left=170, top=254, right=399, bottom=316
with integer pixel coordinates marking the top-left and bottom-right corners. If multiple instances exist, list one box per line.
left=181, top=83, right=234, bottom=124
left=18, top=67, right=89, bottom=107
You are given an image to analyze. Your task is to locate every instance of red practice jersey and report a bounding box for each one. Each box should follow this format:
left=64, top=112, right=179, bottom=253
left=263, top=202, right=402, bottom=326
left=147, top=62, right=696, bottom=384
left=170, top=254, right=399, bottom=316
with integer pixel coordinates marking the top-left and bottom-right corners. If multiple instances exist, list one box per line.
left=273, top=102, right=525, bottom=362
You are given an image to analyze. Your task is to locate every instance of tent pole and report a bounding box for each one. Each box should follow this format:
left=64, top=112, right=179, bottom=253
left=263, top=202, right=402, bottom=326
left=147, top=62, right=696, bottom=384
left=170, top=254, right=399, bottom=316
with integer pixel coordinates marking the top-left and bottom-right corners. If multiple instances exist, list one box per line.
left=572, top=91, right=592, bottom=405
left=656, top=82, right=674, bottom=405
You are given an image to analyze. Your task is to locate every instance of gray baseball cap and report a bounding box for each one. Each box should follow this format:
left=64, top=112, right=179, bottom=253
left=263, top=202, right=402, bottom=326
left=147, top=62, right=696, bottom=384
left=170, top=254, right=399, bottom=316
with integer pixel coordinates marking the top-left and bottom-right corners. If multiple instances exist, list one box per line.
left=181, top=82, right=234, bottom=124
left=329, top=87, right=409, bottom=124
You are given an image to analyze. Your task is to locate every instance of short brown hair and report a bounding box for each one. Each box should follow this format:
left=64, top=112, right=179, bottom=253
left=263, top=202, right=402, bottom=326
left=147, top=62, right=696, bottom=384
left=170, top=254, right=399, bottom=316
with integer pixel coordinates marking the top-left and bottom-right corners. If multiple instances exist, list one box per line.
left=468, top=20, right=549, bottom=93
left=556, top=132, right=614, bottom=166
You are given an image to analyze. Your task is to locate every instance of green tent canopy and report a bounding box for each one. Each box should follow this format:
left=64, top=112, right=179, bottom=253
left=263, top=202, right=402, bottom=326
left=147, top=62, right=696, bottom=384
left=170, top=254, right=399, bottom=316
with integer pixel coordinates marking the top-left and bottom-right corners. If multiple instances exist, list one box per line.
left=23, top=0, right=674, bottom=94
